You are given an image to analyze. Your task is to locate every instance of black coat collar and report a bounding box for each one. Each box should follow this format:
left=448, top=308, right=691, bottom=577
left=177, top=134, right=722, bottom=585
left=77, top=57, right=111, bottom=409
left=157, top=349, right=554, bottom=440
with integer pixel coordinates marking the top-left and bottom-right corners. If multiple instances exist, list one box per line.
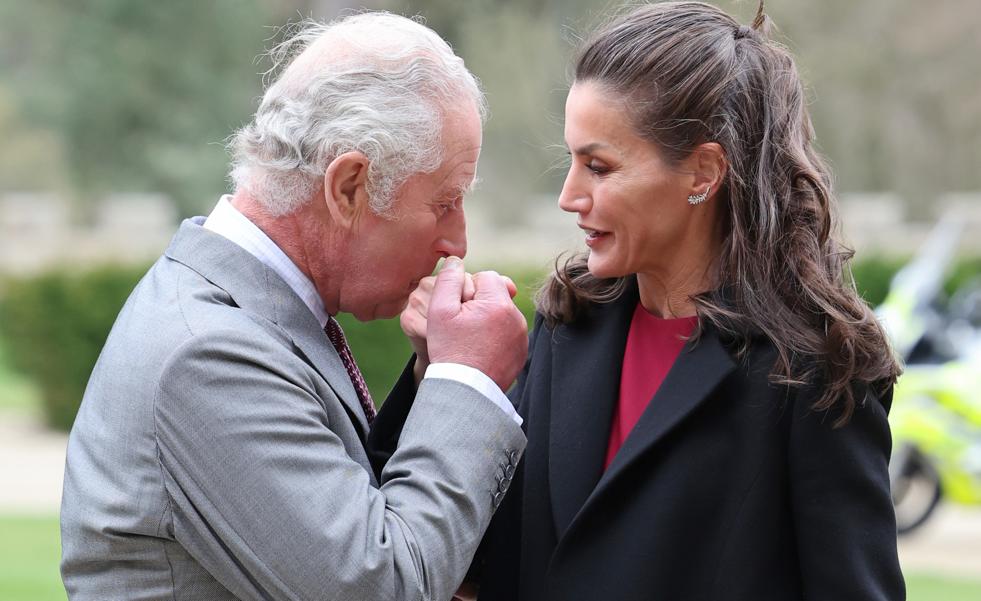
left=547, top=282, right=736, bottom=539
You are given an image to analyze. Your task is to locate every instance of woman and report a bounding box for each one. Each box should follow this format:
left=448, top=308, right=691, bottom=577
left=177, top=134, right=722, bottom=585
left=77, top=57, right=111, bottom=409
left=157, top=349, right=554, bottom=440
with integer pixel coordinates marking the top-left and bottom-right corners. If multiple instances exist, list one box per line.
left=385, top=1, right=905, bottom=599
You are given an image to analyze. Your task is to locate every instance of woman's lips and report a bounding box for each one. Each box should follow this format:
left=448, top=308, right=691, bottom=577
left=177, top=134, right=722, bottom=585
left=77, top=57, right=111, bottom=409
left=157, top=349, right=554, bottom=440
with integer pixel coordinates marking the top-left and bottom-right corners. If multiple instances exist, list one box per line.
left=581, top=226, right=610, bottom=248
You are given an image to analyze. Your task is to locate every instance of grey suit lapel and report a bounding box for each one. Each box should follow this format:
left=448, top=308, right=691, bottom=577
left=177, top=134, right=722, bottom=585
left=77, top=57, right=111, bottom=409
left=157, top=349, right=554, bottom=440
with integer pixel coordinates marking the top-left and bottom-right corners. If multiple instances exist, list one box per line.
left=164, top=218, right=370, bottom=438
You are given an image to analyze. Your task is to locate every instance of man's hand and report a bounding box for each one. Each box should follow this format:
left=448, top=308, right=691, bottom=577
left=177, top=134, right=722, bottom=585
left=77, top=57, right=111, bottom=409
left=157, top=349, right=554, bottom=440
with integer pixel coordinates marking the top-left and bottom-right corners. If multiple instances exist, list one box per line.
left=402, top=262, right=516, bottom=384
left=425, top=257, right=527, bottom=391
left=401, top=274, right=476, bottom=363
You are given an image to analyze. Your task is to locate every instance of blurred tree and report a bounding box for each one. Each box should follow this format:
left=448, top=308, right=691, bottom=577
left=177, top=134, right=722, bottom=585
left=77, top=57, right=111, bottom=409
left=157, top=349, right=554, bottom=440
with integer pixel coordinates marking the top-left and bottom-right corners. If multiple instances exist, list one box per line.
left=0, top=0, right=977, bottom=219
left=394, top=0, right=573, bottom=223
left=0, top=0, right=285, bottom=217
left=746, top=0, right=981, bottom=209
left=394, top=0, right=981, bottom=217
left=0, top=86, right=68, bottom=192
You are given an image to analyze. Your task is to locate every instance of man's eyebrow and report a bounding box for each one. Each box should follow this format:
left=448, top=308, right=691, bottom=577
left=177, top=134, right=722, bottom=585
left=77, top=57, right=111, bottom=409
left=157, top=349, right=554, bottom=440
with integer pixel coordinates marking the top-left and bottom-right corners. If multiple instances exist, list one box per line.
left=446, top=176, right=481, bottom=198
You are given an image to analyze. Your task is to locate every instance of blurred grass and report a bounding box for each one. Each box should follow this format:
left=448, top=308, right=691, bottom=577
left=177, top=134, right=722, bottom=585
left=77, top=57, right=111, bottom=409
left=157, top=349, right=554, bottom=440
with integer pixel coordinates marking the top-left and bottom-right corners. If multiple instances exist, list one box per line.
left=0, top=516, right=64, bottom=601
left=906, top=572, right=981, bottom=600
left=1, top=515, right=981, bottom=601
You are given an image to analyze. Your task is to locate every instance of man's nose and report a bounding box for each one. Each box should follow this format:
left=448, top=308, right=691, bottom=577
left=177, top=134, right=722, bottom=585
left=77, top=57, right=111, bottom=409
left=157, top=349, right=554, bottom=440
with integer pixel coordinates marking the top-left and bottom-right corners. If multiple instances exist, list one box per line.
left=436, top=210, right=467, bottom=259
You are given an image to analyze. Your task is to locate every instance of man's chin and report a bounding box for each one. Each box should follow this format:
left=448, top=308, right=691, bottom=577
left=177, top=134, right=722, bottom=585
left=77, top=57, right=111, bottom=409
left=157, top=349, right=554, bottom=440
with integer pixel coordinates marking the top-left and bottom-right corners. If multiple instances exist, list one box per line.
left=351, top=297, right=410, bottom=322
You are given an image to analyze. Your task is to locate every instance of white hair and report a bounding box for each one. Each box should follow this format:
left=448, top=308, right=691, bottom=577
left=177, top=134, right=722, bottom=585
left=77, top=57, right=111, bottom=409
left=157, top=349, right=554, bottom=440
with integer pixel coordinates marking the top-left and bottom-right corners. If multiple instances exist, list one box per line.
left=228, top=12, right=487, bottom=217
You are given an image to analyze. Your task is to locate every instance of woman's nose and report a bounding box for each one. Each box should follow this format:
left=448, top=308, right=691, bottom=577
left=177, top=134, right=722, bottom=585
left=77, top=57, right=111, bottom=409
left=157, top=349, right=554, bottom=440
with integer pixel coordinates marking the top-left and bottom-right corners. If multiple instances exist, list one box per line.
left=558, top=169, right=590, bottom=214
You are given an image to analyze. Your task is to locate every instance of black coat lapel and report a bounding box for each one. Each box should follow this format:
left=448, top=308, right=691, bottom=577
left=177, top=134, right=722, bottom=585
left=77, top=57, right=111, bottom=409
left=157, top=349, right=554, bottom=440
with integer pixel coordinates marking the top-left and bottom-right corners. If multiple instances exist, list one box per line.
left=366, top=357, right=417, bottom=480
left=563, top=324, right=736, bottom=539
left=548, top=286, right=638, bottom=537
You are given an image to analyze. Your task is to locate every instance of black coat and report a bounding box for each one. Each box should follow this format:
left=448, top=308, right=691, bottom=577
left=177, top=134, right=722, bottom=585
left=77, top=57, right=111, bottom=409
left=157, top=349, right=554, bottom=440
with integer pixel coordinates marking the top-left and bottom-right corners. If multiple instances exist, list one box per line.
left=370, top=285, right=904, bottom=601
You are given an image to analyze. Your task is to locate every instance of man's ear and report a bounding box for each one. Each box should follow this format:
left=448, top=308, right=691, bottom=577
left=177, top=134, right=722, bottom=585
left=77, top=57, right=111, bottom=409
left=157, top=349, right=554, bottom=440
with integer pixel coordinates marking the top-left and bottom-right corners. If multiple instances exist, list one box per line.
left=323, top=151, right=370, bottom=228
left=687, top=142, right=727, bottom=200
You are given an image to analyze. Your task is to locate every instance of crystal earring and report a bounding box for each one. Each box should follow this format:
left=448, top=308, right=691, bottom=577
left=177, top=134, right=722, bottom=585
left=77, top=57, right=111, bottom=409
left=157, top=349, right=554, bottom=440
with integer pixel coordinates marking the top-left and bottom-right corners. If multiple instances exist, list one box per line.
left=687, top=185, right=711, bottom=205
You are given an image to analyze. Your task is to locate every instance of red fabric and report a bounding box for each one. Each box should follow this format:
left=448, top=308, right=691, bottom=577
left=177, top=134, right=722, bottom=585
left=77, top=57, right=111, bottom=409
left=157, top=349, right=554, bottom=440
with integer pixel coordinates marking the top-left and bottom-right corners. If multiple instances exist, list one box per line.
left=604, top=303, right=697, bottom=470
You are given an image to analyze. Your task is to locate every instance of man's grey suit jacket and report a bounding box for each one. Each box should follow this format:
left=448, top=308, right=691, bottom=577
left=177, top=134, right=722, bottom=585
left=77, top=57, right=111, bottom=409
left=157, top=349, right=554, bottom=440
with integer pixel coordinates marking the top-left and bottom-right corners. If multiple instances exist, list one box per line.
left=60, top=218, right=526, bottom=601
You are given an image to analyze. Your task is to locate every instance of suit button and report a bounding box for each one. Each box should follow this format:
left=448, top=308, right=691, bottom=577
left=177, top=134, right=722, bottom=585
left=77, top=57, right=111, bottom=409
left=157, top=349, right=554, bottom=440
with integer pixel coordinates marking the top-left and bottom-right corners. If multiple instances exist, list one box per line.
left=508, top=450, right=520, bottom=465
left=505, top=464, right=516, bottom=479
left=492, top=491, right=503, bottom=507
left=498, top=477, right=510, bottom=493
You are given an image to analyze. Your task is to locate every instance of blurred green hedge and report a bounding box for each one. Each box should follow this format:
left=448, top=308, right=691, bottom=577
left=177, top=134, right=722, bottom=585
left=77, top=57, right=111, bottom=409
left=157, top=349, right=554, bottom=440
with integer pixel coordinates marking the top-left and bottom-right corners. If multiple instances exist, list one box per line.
left=0, top=264, right=151, bottom=431
left=0, top=258, right=975, bottom=431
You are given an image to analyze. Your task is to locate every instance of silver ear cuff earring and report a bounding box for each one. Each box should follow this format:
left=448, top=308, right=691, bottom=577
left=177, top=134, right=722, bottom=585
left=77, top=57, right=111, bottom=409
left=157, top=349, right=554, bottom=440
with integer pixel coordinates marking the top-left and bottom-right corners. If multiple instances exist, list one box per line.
left=687, top=186, right=711, bottom=205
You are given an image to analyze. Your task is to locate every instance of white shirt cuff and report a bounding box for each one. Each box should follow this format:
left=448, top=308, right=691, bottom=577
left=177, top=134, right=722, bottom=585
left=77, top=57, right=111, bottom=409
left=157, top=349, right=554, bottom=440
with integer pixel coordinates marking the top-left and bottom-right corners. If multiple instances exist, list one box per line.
left=423, top=363, right=523, bottom=426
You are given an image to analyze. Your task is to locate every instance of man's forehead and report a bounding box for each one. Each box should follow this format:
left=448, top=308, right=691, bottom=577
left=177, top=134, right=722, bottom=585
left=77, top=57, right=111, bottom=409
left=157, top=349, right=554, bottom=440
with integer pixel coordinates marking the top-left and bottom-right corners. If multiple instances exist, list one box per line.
left=434, top=130, right=481, bottom=181
left=431, top=167, right=478, bottom=198
left=277, top=27, right=438, bottom=95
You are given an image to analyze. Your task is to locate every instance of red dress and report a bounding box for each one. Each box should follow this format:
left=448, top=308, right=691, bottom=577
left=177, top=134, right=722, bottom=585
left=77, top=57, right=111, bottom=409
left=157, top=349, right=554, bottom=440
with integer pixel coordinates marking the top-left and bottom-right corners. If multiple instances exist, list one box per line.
left=604, top=303, right=698, bottom=470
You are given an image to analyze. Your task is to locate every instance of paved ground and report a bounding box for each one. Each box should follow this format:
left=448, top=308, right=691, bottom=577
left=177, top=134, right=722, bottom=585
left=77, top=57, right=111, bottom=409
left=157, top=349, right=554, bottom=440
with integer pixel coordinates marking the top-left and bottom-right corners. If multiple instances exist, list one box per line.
left=2, top=409, right=980, bottom=580
left=0, top=410, right=66, bottom=513
left=898, top=504, right=981, bottom=578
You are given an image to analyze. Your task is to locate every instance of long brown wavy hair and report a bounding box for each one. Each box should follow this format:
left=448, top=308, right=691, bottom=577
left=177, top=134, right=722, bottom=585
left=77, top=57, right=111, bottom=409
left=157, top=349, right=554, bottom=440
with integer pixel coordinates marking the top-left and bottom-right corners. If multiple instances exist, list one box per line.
left=538, top=0, right=901, bottom=425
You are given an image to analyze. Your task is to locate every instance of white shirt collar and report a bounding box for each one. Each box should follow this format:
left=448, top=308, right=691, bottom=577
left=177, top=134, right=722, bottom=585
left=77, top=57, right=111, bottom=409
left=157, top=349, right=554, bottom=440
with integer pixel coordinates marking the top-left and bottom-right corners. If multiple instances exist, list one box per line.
left=203, top=195, right=330, bottom=329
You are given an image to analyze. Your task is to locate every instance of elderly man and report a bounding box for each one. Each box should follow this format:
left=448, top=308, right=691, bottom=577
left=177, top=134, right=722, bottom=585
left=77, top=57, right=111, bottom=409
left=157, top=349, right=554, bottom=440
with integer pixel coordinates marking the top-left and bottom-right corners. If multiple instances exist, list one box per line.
left=60, top=13, right=527, bottom=601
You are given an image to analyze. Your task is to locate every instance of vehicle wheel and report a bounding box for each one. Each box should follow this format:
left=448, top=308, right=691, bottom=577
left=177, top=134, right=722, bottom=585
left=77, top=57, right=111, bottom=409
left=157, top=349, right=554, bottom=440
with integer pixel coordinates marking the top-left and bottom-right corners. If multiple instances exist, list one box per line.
left=891, top=444, right=943, bottom=535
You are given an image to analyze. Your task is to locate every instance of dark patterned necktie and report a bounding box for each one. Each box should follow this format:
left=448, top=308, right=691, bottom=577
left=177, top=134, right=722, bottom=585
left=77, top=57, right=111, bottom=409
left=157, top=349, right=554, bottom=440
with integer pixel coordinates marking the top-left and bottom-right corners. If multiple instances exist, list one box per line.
left=324, top=316, right=376, bottom=424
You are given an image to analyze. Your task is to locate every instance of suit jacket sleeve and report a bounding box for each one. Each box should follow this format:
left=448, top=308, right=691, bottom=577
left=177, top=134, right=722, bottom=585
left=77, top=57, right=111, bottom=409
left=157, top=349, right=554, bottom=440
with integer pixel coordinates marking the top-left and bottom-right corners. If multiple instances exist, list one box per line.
left=153, top=328, right=526, bottom=601
left=788, top=385, right=905, bottom=600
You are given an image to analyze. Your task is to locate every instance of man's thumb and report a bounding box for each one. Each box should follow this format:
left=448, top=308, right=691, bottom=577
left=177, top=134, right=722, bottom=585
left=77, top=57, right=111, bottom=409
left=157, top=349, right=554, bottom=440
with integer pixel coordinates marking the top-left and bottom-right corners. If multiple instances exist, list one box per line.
left=430, top=257, right=465, bottom=316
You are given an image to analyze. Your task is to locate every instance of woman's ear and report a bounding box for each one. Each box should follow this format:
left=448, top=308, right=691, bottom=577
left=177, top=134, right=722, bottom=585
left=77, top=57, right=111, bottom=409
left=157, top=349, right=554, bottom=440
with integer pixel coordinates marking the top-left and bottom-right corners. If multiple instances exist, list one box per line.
left=688, top=142, right=727, bottom=200
left=323, top=151, right=371, bottom=229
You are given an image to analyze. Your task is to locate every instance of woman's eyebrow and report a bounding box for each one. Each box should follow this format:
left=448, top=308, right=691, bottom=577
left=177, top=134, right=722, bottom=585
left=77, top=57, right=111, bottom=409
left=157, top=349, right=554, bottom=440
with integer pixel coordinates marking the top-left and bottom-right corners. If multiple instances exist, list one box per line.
left=571, top=142, right=612, bottom=155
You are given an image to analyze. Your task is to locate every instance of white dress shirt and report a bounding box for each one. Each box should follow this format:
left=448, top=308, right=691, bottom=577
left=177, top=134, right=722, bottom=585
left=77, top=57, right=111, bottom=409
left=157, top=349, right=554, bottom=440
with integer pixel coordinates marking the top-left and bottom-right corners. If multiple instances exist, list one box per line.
left=203, top=196, right=521, bottom=425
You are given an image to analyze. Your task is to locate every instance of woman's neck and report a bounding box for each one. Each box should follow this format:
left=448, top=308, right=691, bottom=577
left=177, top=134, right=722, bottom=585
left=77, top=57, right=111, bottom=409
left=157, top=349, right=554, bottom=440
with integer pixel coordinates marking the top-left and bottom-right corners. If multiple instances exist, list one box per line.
left=636, top=241, right=720, bottom=318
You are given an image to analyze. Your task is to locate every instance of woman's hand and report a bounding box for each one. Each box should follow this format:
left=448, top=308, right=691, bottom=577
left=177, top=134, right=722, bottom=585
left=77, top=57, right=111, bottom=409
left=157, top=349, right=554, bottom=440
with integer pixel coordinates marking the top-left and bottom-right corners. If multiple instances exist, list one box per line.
left=401, top=275, right=437, bottom=366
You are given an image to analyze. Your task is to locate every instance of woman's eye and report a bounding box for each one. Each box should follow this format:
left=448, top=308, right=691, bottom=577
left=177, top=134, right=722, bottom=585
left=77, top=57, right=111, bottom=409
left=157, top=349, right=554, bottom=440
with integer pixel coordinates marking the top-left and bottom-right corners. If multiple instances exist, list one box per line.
left=587, top=160, right=609, bottom=175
